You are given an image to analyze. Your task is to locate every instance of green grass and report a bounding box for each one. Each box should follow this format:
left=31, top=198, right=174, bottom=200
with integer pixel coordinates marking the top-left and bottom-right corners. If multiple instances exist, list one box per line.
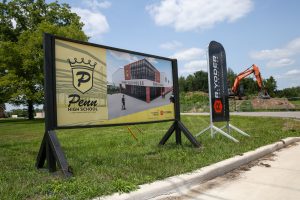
left=290, top=100, right=300, bottom=110
left=0, top=116, right=300, bottom=199
left=239, top=100, right=254, bottom=111
left=180, top=92, right=209, bottom=112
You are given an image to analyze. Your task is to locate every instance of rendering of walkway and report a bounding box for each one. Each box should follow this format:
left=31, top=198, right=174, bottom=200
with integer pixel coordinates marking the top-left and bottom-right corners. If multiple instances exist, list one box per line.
left=108, top=92, right=172, bottom=119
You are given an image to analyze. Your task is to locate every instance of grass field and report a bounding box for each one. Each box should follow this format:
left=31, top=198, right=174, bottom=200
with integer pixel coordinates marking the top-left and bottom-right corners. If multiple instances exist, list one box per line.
left=290, top=100, right=300, bottom=110
left=1, top=116, right=300, bottom=200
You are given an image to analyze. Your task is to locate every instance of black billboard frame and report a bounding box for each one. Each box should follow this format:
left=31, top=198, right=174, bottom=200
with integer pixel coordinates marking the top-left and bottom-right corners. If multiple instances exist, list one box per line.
left=36, top=33, right=201, bottom=177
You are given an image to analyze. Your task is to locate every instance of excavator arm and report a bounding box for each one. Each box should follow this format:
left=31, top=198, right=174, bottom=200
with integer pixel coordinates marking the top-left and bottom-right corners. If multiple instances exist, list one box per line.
left=231, top=64, right=269, bottom=99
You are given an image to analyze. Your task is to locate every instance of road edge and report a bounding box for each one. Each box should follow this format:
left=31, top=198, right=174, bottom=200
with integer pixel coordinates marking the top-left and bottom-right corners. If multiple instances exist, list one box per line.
left=95, top=137, right=300, bottom=200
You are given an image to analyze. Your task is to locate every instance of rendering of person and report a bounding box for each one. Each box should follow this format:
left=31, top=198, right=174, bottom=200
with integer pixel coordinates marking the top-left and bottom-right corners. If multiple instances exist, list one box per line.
left=121, top=95, right=126, bottom=110
left=169, top=94, right=175, bottom=103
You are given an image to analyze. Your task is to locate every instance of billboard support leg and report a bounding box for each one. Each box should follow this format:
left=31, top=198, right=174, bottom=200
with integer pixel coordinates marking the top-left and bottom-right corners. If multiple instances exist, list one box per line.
left=160, top=59, right=200, bottom=148
left=175, top=122, right=181, bottom=145
left=36, top=131, right=72, bottom=178
left=159, top=122, right=176, bottom=145
left=177, top=121, right=201, bottom=147
left=159, top=120, right=201, bottom=148
left=36, top=133, right=47, bottom=169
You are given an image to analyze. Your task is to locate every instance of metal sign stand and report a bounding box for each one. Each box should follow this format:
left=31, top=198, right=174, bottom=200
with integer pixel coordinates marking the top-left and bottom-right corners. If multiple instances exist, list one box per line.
left=36, top=131, right=72, bottom=177
left=195, top=121, right=250, bottom=143
left=195, top=42, right=249, bottom=142
left=159, top=60, right=201, bottom=148
left=36, top=34, right=72, bottom=177
left=195, top=79, right=250, bottom=142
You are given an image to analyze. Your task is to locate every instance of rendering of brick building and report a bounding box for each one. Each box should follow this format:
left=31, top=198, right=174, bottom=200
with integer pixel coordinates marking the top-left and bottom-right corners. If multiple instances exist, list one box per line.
left=120, top=59, right=172, bottom=103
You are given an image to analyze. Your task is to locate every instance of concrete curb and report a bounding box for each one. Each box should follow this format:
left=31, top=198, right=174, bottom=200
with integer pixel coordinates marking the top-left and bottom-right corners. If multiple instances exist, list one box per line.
left=95, top=137, right=300, bottom=200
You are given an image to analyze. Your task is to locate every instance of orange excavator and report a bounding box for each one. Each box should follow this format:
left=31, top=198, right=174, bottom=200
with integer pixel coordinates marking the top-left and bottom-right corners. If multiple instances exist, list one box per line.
left=230, top=64, right=270, bottom=99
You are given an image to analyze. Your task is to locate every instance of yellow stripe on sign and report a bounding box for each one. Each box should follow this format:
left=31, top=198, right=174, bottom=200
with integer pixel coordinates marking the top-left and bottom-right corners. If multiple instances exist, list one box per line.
left=103, top=103, right=175, bottom=124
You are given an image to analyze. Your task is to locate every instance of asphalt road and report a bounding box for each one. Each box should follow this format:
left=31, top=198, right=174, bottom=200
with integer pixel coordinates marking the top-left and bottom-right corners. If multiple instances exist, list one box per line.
left=181, top=111, right=300, bottom=119
left=154, top=142, right=300, bottom=200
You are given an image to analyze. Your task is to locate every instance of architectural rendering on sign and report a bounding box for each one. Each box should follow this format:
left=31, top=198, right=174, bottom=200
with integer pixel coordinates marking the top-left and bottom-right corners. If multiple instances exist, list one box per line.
left=54, top=38, right=175, bottom=127
left=111, top=58, right=173, bottom=102
left=107, top=51, right=174, bottom=120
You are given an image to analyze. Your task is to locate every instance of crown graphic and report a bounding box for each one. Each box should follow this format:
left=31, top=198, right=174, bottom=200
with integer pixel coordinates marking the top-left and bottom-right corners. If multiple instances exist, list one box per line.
left=68, top=58, right=97, bottom=70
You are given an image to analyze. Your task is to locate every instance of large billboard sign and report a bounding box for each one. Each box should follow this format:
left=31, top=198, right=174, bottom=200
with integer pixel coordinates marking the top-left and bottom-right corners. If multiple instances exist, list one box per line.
left=52, top=36, right=175, bottom=127
left=36, top=34, right=200, bottom=177
left=208, top=41, right=229, bottom=122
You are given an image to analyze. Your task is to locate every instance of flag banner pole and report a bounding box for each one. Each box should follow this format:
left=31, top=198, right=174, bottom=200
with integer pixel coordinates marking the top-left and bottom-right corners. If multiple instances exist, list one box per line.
left=195, top=41, right=250, bottom=142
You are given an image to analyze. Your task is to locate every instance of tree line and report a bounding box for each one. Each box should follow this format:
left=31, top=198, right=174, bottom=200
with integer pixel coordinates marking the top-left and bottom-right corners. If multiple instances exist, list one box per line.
left=179, top=68, right=298, bottom=98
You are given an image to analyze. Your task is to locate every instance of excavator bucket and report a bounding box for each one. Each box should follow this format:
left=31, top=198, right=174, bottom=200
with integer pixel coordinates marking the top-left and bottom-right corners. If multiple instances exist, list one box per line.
left=258, top=90, right=270, bottom=99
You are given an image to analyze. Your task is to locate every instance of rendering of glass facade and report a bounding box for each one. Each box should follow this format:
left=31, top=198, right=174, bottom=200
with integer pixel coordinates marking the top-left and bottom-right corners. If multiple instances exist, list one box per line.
left=123, top=59, right=163, bottom=102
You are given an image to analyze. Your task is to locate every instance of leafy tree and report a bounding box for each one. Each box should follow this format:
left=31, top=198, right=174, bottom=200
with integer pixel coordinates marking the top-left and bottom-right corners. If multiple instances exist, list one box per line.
left=240, top=77, right=256, bottom=95
left=227, top=67, right=236, bottom=89
left=0, top=0, right=88, bottom=119
left=276, top=86, right=300, bottom=98
left=178, top=76, right=187, bottom=92
left=193, top=71, right=208, bottom=92
left=185, top=74, right=196, bottom=92
left=263, top=76, right=277, bottom=97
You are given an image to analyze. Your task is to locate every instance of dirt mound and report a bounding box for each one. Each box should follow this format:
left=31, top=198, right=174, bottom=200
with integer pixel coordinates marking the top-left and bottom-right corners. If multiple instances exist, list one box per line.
left=252, top=98, right=295, bottom=110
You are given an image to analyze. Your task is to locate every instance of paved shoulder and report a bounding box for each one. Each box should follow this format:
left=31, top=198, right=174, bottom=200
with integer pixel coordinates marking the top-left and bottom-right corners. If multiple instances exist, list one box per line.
left=155, top=142, right=300, bottom=200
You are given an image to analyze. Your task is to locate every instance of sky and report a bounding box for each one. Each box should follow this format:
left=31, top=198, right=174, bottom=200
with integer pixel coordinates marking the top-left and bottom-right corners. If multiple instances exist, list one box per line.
left=6, top=0, right=300, bottom=110
left=51, top=0, right=300, bottom=90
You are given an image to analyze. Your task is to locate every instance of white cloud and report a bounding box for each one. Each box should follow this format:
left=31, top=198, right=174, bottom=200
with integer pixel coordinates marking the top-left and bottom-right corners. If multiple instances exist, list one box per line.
left=274, top=69, right=300, bottom=88
left=86, top=0, right=111, bottom=10
left=171, top=48, right=205, bottom=61
left=266, top=58, right=295, bottom=68
left=285, top=69, right=300, bottom=76
left=146, top=0, right=253, bottom=32
left=250, top=37, right=300, bottom=61
left=286, top=37, right=300, bottom=51
left=275, top=68, right=300, bottom=79
left=145, top=57, right=158, bottom=64
left=160, top=41, right=182, bottom=50
left=250, top=37, right=300, bottom=71
left=109, top=51, right=157, bottom=65
left=71, top=7, right=109, bottom=37
left=250, top=49, right=291, bottom=60
left=181, top=60, right=207, bottom=73
left=109, top=50, right=138, bottom=63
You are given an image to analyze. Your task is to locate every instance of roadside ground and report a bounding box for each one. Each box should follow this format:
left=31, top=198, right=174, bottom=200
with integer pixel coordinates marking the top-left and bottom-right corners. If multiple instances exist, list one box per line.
left=154, top=142, right=300, bottom=200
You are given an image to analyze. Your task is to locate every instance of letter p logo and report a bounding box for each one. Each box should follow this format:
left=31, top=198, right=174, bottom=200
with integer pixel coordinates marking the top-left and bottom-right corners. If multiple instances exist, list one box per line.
left=69, top=58, right=96, bottom=94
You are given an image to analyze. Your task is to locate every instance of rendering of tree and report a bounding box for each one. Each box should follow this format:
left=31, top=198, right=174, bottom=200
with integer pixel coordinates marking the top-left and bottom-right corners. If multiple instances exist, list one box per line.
left=0, top=0, right=88, bottom=119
